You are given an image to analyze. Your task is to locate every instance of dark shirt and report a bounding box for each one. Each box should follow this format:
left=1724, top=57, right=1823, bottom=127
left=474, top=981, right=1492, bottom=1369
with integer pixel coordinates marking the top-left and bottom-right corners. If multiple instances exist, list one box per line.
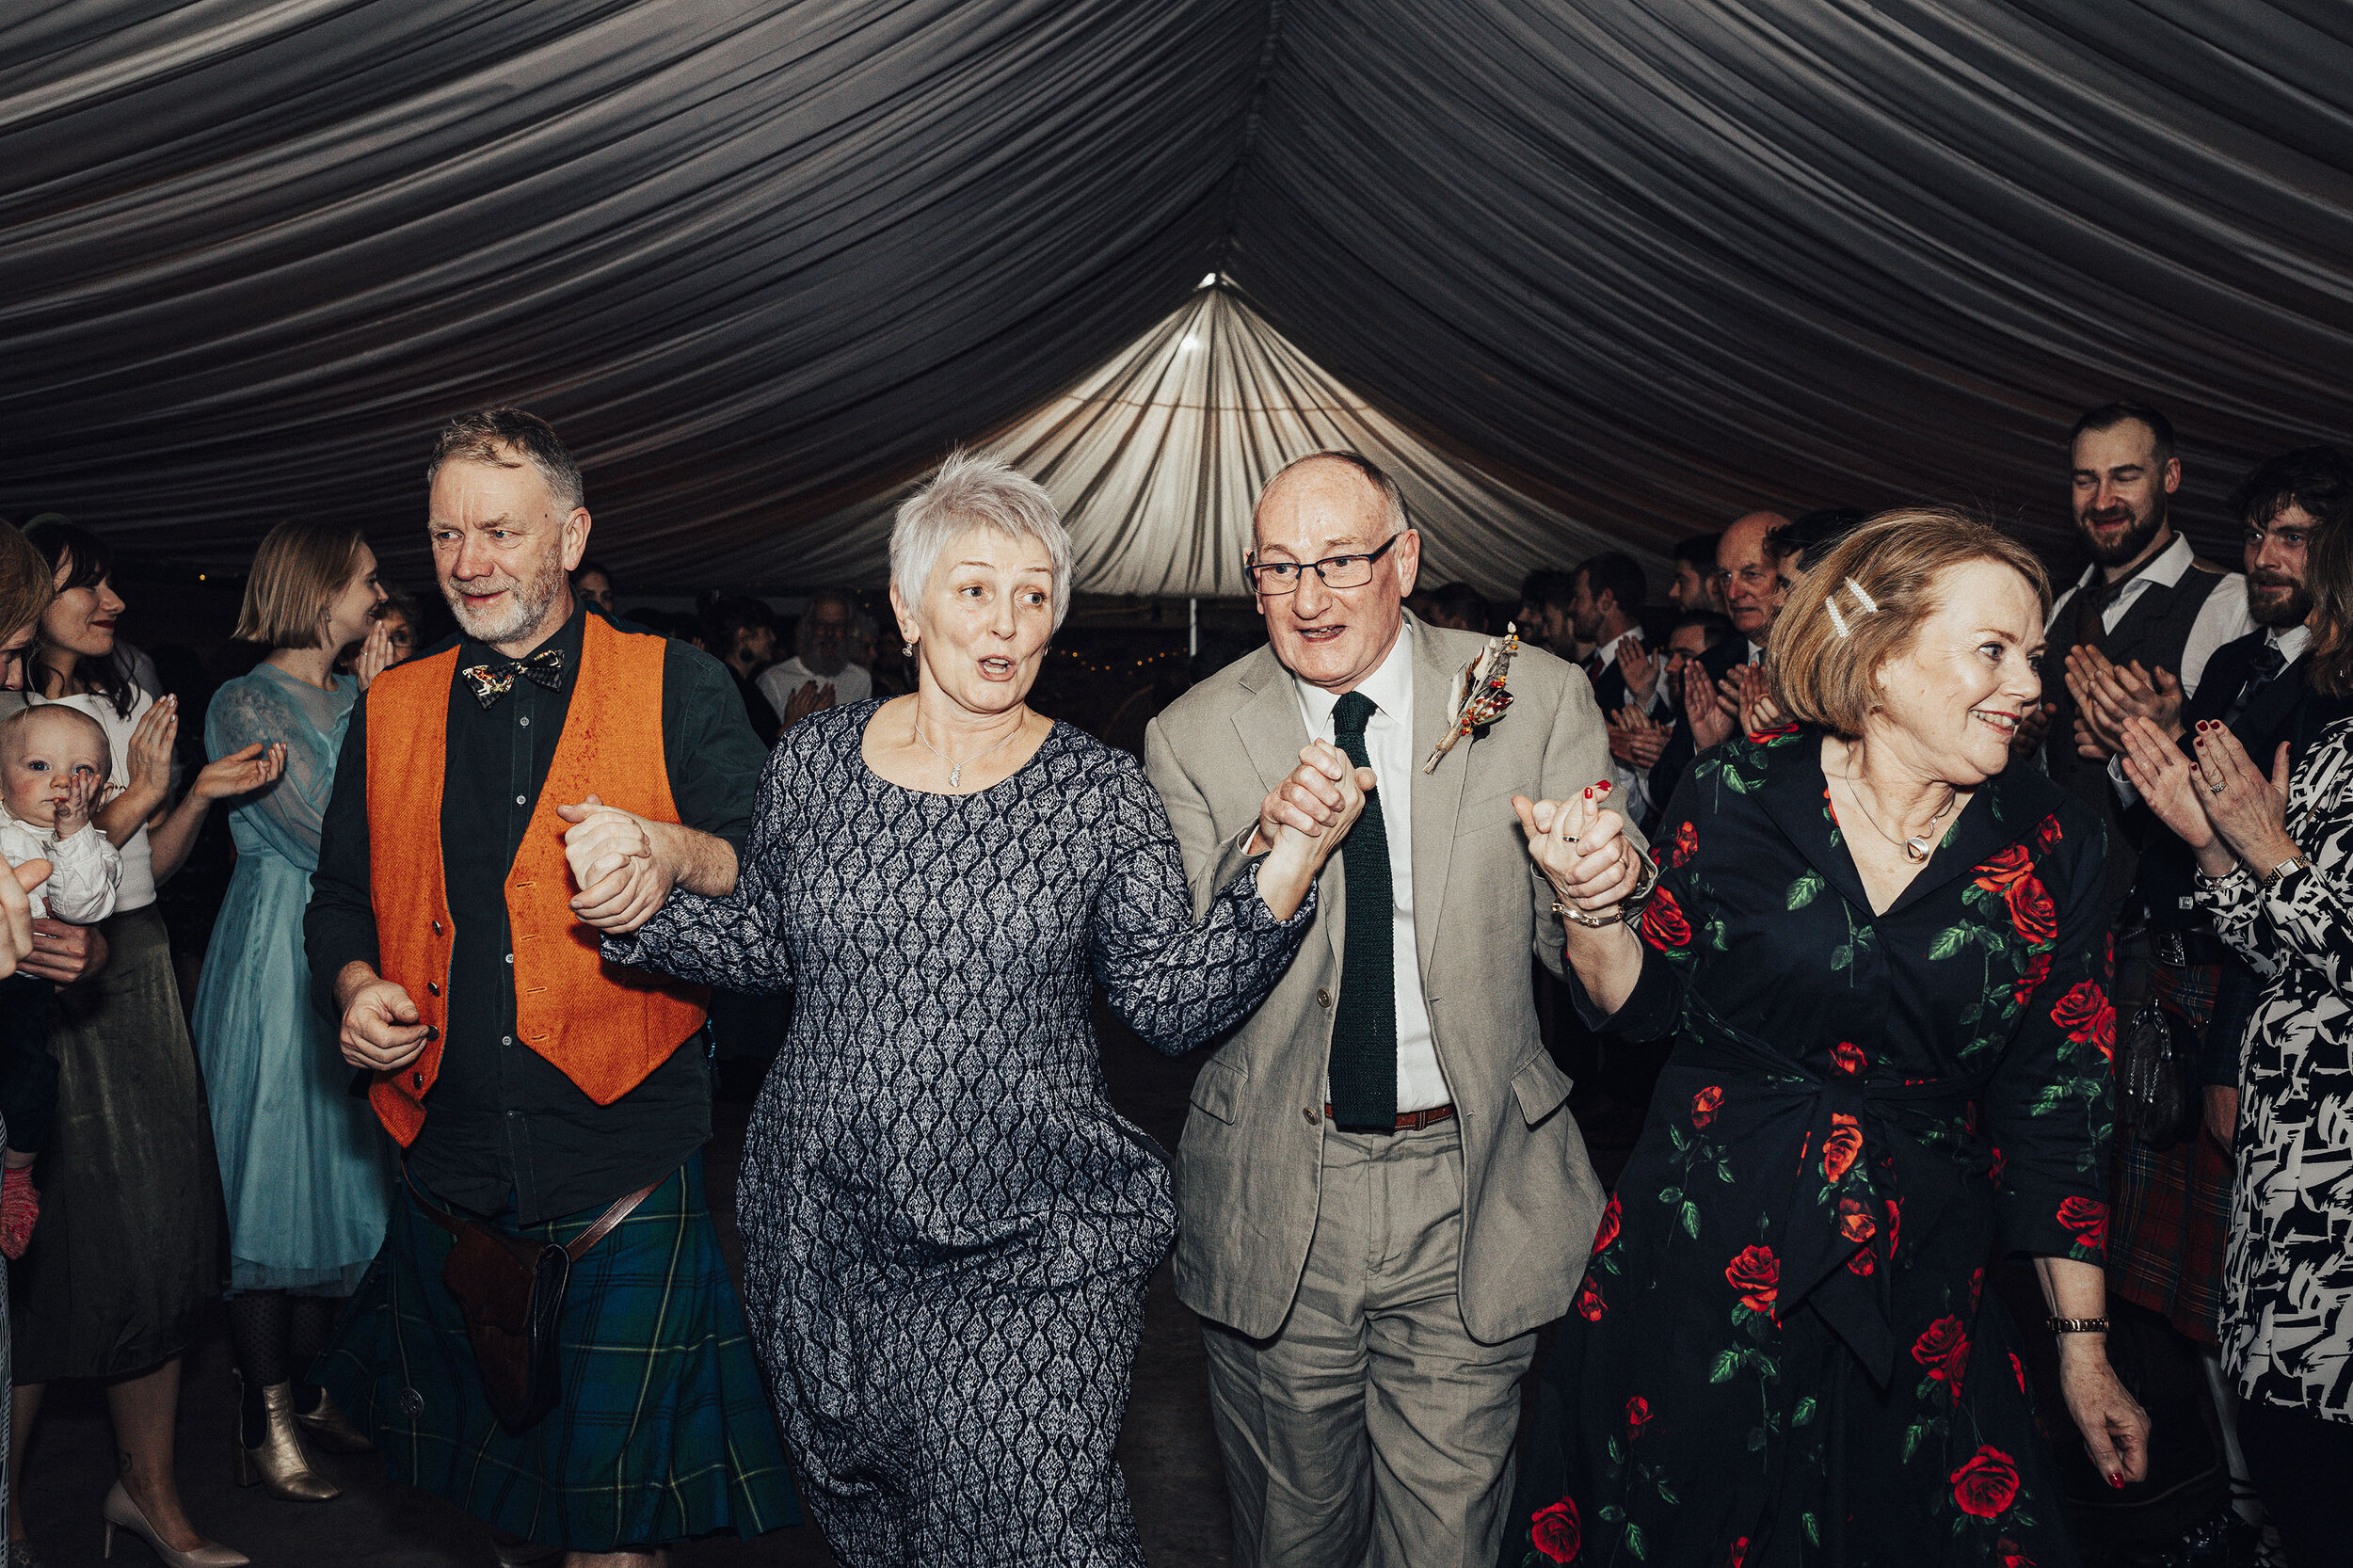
left=306, top=602, right=767, bottom=1223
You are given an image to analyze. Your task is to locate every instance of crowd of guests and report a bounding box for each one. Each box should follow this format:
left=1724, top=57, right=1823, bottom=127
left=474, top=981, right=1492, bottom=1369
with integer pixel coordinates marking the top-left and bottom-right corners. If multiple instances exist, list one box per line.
left=0, top=394, right=2335, bottom=1568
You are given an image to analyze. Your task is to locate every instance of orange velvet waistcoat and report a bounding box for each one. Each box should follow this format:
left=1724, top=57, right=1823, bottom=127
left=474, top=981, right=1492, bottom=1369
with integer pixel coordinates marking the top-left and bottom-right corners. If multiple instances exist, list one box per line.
left=363, top=613, right=710, bottom=1146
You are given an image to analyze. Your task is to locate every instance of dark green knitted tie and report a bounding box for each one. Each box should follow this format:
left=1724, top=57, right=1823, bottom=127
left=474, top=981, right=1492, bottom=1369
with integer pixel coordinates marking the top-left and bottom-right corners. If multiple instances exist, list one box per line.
left=1328, top=690, right=1396, bottom=1131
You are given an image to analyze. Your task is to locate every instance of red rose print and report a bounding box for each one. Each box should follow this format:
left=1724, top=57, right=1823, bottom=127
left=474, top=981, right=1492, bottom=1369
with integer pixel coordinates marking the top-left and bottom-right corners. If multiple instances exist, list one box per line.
left=2034, top=812, right=2063, bottom=853
left=2005, top=874, right=2057, bottom=945
left=1640, top=884, right=1692, bottom=951
left=1989, top=1144, right=2007, bottom=1186
left=2057, top=1196, right=2108, bottom=1255
left=2051, top=981, right=2114, bottom=1062
left=1821, top=1113, right=1864, bottom=1183
left=1913, top=1315, right=1971, bottom=1394
left=1691, top=1085, right=1725, bottom=1128
left=1625, top=1395, right=1651, bottom=1434
left=1591, top=1193, right=1621, bottom=1256
left=1725, top=1244, right=1779, bottom=1315
left=1885, top=1198, right=1902, bottom=1260
left=1998, top=1541, right=2036, bottom=1568
left=2009, top=1351, right=2025, bottom=1392
left=1670, top=820, right=1700, bottom=868
left=1750, top=720, right=1801, bottom=743
left=1836, top=1196, right=1877, bottom=1244
left=2012, top=953, right=2052, bottom=1009
left=1833, top=1042, right=1866, bottom=1076
left=1576, top=1276, right=1607, bottom=1321
left=1730, top=1538, right=1751, bottom=1568
left=1530, top=1496, right=1580, bottom=1563
left=1974, top=840, right=2030, bottom=891
left=1846, top=1246, right=1877, bottom=1277
left=1951, top=1446, right=2022, bottom=1519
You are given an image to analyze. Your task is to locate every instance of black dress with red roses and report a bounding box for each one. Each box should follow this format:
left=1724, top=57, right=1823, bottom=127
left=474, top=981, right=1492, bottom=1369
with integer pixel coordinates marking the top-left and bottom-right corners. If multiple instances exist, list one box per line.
left=1504, top=727, right=2115, bottom=1568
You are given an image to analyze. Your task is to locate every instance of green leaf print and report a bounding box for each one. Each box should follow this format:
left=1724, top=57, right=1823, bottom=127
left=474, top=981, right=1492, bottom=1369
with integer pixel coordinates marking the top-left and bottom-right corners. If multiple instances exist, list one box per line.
left=1793, top=1397, right=1817, bottom=1426
left=1786, top=871, right=1823, bottom=909
left=1929, top=924, right=1972, bottom=960
left=1708, top=1349, right=1740, bottom=1384
left=1831, top=944, right=1852, bottom=970
left=1680, top=1201, right=1702, bottom=1239
left=1625, top=1522, right=1650, bottom=1560
left=1803, top=1512, right=1821, bottom=1545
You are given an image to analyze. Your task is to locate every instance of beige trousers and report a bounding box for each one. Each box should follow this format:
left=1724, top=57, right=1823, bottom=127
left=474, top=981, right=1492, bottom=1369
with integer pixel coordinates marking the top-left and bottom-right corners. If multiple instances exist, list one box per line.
left=1202, top=1120, right=1535, bottom=1568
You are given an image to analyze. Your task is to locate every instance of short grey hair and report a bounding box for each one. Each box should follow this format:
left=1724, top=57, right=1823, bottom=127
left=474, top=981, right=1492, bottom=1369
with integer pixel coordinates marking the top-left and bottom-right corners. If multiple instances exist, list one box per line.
left=427, top=407, right=584, bottom=515
left=1254, top=450, right=1409, bottom=541
left=889, top=452, right=1072, bottom=631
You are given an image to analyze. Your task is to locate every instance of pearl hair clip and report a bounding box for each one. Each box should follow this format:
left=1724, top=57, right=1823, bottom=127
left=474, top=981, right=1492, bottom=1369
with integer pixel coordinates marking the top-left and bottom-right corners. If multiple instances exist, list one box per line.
left=1825, top=578, right=1878, bottom=639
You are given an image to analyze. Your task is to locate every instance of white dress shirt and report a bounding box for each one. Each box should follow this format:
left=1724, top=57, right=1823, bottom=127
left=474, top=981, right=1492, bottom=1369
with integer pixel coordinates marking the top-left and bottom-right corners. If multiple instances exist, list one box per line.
left=1590, top=627, right=1666, bottom=820
left=2045, top=533, right=2254, bottom=699
left=1290, top=630, right=1449, bottom=1112
left=757, top=656, right=873, bottom=715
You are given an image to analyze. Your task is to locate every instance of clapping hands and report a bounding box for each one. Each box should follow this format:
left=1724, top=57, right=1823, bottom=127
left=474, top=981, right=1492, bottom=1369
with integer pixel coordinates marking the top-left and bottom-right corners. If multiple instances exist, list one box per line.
left=1684, top=658, right=1735, bottom=750
left=2066, top=648, right=2181, bottom=760
left=1608, top=703, right=1668, bottom=770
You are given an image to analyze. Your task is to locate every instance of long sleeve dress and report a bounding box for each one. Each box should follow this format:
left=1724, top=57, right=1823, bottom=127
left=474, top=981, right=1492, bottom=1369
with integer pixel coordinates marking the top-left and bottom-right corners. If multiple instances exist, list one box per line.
left=1505, top=726, right=2117, bottom=1568
left=2194, top=714, right=2353, bottom=1428
left=606, top=702, right=1316, bottom=1566
left=191, top=665, right=392, bottom=1294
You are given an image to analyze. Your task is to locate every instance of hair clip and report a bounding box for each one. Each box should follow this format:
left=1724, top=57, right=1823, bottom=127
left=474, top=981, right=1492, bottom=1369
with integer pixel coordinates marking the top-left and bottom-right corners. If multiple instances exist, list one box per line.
left=1844, top=578, right=1879, bottom=614
left=1825, top=599, right=1850, bottom=638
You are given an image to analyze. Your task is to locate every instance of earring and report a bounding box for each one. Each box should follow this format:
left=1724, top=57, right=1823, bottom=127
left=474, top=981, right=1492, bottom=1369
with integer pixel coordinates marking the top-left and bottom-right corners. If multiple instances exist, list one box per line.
left=902, top=641, right=916, bottom=659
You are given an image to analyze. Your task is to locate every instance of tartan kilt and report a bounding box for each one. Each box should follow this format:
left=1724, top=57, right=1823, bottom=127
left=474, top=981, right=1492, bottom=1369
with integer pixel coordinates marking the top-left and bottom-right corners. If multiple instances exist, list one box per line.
left=312, top=1154, right=799, bottom=1550
left=2107, top=961, right=2233, bottom=1346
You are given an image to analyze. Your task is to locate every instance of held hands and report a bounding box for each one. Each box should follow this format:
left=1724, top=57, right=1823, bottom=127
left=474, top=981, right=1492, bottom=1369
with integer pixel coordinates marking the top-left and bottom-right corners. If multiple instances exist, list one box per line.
left=557, top=793, right=675, bottom=934
left=1515, top=781, right=1641, bottom=920
left=1253, top=742, right=1371, bottom=922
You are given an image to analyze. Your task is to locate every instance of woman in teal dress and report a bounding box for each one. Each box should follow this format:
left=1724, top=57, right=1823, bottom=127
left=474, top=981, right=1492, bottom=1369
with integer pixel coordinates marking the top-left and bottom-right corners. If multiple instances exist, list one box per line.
left=191, top=521, right=396, bottom=1504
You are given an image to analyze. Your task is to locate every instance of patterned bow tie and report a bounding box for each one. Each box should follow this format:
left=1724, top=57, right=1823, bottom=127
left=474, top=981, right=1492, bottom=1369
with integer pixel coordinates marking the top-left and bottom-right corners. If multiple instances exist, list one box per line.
left=460, top=647, right=566, bottom=708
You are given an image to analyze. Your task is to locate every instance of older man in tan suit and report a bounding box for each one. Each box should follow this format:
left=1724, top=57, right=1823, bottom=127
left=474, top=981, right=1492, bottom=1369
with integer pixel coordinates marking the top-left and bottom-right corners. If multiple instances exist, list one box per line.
left=1144, top=452, right=1618, bottom=1567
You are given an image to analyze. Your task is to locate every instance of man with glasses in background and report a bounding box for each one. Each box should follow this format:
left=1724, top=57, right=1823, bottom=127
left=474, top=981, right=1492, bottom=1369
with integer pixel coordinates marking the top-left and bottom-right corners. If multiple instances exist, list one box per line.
left=1144, top=450, right=1621, bottom=1568
left=1643, top=508, right=1791, bottom=813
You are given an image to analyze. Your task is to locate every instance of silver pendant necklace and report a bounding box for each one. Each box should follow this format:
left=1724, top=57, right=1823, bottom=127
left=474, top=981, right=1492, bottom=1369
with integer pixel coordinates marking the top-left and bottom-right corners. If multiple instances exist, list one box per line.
left=1835, top=751, right=1958, bottom=863
left=913, top=715, right=1023, bottom=790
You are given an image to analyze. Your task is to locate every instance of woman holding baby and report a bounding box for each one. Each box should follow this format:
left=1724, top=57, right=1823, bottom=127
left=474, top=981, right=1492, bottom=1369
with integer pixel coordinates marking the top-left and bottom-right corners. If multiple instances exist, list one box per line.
left=8, top=519, right=284, bottom=1568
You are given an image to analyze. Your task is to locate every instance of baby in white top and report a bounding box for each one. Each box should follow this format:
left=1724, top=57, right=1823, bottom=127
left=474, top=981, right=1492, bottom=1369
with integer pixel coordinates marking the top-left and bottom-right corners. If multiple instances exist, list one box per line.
left=0, top=705, right=121, bottom=923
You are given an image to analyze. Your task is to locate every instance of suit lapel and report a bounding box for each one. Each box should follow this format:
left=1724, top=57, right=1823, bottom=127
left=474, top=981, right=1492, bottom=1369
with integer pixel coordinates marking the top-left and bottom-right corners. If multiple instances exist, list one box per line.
left=2235, top=652, right=2309, bottom=756
left=1410, top=617, right=1471, bottom=982
left=1230, top=649, right=1307, bottom=794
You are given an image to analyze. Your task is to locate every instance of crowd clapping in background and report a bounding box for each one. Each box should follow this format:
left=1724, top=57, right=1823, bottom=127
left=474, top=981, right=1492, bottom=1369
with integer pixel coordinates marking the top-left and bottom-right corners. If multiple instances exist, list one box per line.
left=0, top=394, right=2340, bottom=1567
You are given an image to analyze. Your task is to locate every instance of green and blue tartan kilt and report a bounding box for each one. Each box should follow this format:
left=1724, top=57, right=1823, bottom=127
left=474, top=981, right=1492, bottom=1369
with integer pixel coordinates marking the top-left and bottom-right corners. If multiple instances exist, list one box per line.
left=2108, top=961, right=2233, bottom=1346
left=312, top=1154, right=800, bottom=1550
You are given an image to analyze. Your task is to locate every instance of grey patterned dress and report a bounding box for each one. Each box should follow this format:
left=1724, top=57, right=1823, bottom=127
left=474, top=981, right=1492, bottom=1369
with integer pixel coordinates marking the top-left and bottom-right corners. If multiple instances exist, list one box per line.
left=2197, top=713, right=2353, bottom=1426
left=606, top=702, right=1315, bottom=1564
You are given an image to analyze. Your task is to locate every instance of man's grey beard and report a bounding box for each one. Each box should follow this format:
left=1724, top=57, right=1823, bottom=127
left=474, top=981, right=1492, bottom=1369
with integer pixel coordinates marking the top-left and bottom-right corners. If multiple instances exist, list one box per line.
left=2079, top=495, right=2168, bottom=568
left=445, top=556, right=568, bottom=647
left=799, top=646, right=848, bottom=678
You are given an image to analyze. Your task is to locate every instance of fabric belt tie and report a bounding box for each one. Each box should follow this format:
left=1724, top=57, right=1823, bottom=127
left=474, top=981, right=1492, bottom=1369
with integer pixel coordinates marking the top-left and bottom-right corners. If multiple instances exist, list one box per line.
left=1675, top=1000, right=1988, bottom=1384
left=1326, top=690, right=1397, bottom=1131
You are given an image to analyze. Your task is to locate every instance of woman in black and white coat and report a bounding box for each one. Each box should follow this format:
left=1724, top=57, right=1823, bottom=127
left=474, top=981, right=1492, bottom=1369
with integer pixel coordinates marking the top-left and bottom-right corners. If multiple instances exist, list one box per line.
left=2121, top=517, right=2353, bottom=1568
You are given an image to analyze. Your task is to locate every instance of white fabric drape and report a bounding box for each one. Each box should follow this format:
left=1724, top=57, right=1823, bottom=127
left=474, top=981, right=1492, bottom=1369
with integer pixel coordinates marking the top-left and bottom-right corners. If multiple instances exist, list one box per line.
left=4, top=2, right=2350, bottom=590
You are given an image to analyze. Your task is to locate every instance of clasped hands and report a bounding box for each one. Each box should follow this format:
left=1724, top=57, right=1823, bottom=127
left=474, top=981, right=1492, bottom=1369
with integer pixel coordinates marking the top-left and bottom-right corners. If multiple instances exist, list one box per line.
left=1516, top=782, right=1642, bottom=921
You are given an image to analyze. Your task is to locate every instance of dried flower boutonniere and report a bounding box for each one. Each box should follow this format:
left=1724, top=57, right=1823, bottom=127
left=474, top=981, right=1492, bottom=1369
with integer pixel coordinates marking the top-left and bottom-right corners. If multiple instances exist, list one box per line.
left=1422, top=625, right=1520, bottom=774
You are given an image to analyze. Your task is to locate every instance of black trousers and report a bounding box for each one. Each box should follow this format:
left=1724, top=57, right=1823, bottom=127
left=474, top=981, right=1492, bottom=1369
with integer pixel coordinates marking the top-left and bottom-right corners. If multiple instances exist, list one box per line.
left=2236, top=1398, right=2353, bottom=1568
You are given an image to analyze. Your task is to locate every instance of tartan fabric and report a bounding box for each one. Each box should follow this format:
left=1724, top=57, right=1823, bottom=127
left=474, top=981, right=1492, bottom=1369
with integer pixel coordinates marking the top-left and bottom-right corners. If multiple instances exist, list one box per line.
left=312, top=1154, right=799, bottom=1550
left=2107, top=961, right=2233, bottom=1345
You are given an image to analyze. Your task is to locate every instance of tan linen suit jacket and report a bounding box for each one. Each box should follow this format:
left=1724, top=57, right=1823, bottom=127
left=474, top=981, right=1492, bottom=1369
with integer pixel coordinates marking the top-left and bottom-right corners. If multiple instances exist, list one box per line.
left=1144, top=615, right=1619, bottom=1346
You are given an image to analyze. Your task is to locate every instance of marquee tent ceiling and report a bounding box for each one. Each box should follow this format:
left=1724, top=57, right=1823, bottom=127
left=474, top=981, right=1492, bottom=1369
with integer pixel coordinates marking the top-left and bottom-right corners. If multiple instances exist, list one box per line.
left=795, top=278, right=1656, bottom=599
left=5, top=1, right=2352, bottom=594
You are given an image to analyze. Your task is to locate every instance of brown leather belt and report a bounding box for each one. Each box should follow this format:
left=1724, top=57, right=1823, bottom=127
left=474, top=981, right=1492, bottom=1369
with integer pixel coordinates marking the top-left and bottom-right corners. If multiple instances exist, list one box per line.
left=1326, top=1102, right=1456, bottom=1131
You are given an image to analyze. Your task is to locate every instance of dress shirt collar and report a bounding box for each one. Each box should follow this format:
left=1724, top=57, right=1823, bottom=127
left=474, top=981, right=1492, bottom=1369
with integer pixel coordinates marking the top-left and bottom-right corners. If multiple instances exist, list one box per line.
left=1593, top=626, right=1642, bottom=670
left=1746, top=637, right=1766, bottom=665
left=456, top=597, right=588, bottom=688
left=2270, top=624, right=2313, bottom=662
left=2070, top=530, right=2197, bottom=598
left=1292, top=621, right=1416, bottom=734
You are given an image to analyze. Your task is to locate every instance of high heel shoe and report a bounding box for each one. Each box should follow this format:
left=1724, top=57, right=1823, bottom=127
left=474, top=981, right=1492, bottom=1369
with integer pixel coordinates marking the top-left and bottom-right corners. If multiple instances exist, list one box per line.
left=231, top=1380, right=340, bottom=1502
left=100, top=1480, right=248, bottom=1568
left=292, top=1386, right=375, bottom=1455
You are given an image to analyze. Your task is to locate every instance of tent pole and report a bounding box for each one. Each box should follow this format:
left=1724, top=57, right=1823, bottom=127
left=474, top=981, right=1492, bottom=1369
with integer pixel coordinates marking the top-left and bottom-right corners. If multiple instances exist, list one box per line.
left=1189, top=596, right=1199, bottom=660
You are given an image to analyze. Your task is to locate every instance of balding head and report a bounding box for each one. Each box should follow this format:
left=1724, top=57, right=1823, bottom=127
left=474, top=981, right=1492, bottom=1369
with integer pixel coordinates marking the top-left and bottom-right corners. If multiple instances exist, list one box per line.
left=1719, top=510, right=1792, bottom=639
left=1247, top=451, right=1421, bottom=693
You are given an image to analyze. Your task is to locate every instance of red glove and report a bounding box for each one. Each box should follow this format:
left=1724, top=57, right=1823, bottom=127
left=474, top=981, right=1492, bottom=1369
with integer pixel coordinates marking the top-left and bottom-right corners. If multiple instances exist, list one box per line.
left=1, top=1164, right=40, bottom=1260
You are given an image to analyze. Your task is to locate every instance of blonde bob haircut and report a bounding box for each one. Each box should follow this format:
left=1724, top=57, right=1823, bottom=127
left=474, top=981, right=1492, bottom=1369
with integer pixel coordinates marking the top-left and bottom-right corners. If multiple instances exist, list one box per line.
left=1768, top=507, right=2051, bottom=739
left=233, top=520, right=370, bottom=648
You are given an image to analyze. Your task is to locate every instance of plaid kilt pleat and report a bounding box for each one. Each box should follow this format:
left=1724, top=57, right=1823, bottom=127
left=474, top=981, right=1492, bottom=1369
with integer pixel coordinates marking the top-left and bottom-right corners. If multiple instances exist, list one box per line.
left=2108, top=961, right=2233, bottom=1345
left=312, top=1154, right=799, bottom=1550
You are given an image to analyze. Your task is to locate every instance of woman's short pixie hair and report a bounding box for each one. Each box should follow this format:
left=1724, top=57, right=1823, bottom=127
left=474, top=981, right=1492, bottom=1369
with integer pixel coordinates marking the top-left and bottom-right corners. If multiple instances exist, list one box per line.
left=233, top=520, right=370, bottom=648
left=889, top=452, right=1072, bottom=632
left=1769, top=507, right=2050, bottom=738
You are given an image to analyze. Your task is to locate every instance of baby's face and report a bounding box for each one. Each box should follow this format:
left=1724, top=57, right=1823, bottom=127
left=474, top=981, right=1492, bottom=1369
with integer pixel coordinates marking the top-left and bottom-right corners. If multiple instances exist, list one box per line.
left=3, top=718, right=106, bottom=828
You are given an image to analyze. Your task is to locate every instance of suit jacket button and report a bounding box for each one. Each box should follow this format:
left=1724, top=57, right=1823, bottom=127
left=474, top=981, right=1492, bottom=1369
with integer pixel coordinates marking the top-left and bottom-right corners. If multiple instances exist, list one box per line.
left=1303, top=1106, right=1321, bottom=1124
left=426, top=982, right=440, bottom=997
left=1316, top=988, right=1333, bottom=1009
left=410, top=1071, right=424, bottom=1090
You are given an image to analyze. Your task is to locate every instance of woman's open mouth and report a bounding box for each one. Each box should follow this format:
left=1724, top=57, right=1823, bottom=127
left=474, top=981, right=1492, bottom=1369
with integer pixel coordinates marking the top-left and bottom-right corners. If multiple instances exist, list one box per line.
left=1971, top=708, right=2021, bottom=736
left=978, top=655, right=1015, bottom=679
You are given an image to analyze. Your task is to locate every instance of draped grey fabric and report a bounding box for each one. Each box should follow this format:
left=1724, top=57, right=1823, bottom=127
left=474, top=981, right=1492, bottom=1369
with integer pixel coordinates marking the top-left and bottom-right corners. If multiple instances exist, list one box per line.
left=4, top=1, right=2350, bottom=592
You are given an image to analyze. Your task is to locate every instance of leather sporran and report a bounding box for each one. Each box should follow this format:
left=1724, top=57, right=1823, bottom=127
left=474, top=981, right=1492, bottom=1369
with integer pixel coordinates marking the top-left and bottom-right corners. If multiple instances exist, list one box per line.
left=2118, top=997, right=2199, bottom=1148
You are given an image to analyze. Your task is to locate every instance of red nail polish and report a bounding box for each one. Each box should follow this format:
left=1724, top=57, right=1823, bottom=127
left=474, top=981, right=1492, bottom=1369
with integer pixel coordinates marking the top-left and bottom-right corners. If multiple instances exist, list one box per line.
left=2107, top=1472, right=2124, bottom=1490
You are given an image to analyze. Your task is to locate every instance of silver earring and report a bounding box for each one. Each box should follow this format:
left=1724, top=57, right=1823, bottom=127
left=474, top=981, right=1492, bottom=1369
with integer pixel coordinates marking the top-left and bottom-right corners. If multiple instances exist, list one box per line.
left=902, top=641, right=916, bottom=658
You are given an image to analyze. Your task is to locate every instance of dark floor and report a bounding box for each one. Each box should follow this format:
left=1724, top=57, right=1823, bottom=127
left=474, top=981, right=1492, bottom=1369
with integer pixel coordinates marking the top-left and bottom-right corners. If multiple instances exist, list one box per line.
left=12, top=999, right=1650, bottom=1568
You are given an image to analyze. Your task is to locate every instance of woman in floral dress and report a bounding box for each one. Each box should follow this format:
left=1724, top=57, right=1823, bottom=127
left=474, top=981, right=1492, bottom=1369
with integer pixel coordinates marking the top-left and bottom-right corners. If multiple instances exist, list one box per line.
left=1502, top=511, right=2150, bottom=1568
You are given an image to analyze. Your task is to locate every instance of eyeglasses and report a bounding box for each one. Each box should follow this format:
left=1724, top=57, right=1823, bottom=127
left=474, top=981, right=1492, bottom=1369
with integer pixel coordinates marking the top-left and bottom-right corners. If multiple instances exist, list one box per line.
left=1245, top=536, right=1401, bottom=596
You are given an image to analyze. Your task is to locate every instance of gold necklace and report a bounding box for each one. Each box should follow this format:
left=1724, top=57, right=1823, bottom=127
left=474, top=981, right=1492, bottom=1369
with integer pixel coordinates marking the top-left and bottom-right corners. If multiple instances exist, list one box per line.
left=912, top=713, right=1025, bottom=790
left=1834, top=753, right=1958, bottom=864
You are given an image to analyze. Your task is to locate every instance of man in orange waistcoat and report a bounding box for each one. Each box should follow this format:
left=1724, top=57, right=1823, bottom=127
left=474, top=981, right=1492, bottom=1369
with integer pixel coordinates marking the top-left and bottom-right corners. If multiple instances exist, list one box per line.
left=303, top=408, right=798, bottom=1567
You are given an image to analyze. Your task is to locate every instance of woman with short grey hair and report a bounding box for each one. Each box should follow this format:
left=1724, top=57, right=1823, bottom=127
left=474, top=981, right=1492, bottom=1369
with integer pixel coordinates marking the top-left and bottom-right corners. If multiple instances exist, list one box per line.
left=606, top=453, right=1369, bottom=1565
